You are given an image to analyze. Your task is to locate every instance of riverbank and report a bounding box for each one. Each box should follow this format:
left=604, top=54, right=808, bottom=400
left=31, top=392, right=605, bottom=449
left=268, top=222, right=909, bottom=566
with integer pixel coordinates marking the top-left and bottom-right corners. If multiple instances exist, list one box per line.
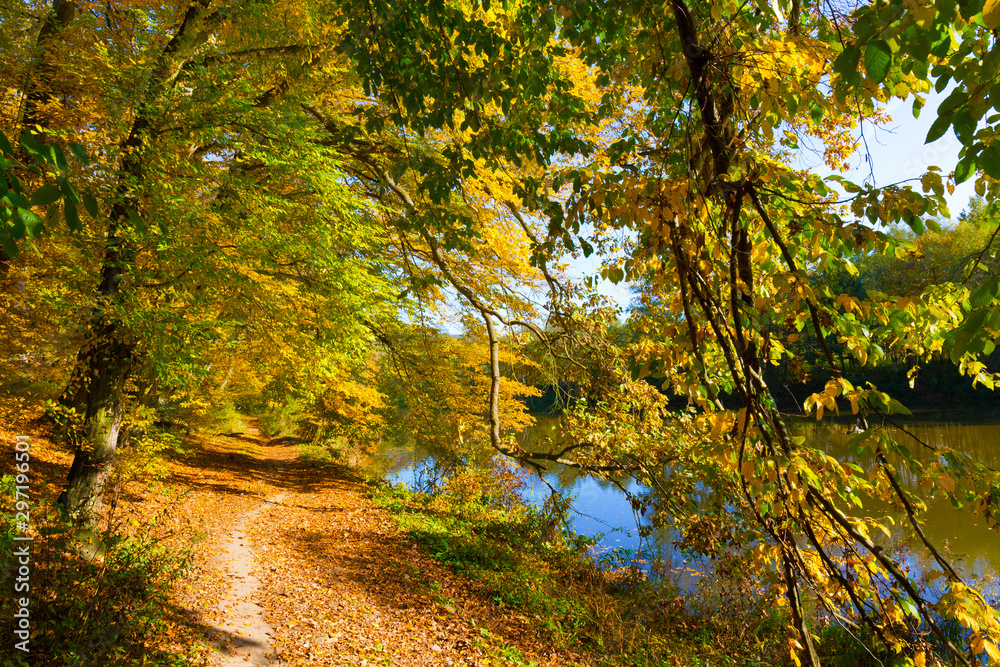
left=369, top=480, right=793, bottom=666
left=368, top=449, right=997, bottom=667
left=2, top=394, right=966, bottom=666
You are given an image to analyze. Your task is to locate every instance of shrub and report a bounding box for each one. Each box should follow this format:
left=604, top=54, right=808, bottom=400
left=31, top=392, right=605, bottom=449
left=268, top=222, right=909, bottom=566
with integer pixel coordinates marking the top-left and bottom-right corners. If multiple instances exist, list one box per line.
left=0, top=492, right=200, bottom=666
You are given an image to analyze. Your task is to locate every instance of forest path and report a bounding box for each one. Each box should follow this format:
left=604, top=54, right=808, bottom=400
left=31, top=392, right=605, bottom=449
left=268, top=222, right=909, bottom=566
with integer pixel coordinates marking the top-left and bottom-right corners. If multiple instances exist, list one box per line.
left=165, top=426, right=586, bottom=666
left=205, top=485, right=286, bottom=665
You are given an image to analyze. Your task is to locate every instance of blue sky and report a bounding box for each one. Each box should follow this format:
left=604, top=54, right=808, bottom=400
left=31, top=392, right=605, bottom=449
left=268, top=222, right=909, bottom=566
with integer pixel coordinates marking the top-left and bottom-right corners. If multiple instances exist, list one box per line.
left=804, top=88, right=976, bottom=217
left=578, top=88, right=978, bottom=314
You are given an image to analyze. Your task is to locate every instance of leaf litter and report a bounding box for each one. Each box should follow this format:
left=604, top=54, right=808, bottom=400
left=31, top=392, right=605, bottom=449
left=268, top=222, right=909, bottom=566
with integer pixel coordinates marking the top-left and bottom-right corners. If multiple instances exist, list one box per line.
left=157, top=426, right=590, bottom=666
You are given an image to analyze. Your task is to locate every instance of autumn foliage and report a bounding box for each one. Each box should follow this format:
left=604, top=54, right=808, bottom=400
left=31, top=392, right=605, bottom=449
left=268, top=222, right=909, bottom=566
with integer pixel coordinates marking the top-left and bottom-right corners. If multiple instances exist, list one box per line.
left=3, top=0, right=1000, bottom=665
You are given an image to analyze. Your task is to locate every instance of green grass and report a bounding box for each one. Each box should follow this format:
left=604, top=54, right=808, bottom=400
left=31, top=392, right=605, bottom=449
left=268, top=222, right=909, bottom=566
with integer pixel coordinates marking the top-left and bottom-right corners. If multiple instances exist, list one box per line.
left=0, top=478, right=205, bottom=666
left=370, top=482, right=791, bottom=666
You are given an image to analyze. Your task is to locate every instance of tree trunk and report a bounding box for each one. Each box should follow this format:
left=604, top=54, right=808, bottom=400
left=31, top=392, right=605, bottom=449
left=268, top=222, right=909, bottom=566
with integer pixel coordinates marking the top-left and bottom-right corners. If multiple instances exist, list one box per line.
left=58, top=0, right=223, bottom=523
left=59, top=327, right=132, bottom=521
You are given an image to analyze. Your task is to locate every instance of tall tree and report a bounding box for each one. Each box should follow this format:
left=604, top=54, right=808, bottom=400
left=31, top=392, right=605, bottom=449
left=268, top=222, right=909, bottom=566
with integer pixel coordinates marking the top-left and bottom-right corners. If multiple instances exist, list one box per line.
left=553, top=0, right=1000, bottom=663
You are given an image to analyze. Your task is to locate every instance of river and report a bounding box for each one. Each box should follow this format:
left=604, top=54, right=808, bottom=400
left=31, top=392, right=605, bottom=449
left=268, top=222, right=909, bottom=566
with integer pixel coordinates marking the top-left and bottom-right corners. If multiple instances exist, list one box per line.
left=377, top=412, right=1000, bottom=583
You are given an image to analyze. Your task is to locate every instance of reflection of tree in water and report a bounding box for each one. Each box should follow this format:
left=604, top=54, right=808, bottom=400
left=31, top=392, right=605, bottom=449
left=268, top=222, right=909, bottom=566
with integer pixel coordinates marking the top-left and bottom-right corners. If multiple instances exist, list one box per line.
left=794, top=417, right=1000, bottom=581
left=380, top=413, right=1000, bottom=583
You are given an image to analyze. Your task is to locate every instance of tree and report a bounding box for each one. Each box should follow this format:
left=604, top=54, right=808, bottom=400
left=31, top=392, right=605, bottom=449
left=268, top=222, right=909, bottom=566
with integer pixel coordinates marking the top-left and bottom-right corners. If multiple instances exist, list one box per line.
left=1, top=0, right=395, bottom=520
left=7, top=0, right=592, bottom=522
left=549, top=0, right=1000, bottom=663
left=7, top=0, right=1000, bottom=662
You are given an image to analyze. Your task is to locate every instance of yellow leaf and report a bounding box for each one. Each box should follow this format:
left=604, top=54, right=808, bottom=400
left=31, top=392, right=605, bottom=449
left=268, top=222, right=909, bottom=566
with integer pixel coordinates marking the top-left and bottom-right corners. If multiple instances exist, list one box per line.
left=914, top=651, right=926, bottom=667
left=985, top=639, right=1000, bottom=662
left=985, top=0, right=1000, bottom=29
left=939, top=472, right=956, bottom=494
left=710, top=413, right=730, bottom=438
left=741, top=460, right=755, bottom=479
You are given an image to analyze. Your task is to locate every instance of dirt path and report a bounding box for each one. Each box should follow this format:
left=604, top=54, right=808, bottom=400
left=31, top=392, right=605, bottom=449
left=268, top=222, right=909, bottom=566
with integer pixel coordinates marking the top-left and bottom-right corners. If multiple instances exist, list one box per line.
left=160, top=429, right=587, bottom=667
left=206, top=492, right=286, bottom=665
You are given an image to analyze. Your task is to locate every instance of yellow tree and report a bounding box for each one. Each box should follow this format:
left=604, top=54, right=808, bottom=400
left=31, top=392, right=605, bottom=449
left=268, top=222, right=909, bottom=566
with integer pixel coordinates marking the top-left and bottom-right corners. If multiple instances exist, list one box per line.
left=550, top=0, right=1000, bottom=663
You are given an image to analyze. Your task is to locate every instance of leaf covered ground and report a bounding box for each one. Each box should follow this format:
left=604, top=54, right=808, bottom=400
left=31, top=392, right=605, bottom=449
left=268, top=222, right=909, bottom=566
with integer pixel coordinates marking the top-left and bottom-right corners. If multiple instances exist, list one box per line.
left=1, top=402, right=591, bottom=666
left=173, top=431, right=595, bottom=665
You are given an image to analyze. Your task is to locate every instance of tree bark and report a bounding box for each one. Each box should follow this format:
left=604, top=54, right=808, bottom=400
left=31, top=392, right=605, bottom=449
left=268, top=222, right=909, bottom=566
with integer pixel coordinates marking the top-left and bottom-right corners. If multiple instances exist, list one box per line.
left=59, top=0, right=223, bottom=523
left=18, top=0, right=79, bottom=134
left=58, top=325, right=132, bottom=519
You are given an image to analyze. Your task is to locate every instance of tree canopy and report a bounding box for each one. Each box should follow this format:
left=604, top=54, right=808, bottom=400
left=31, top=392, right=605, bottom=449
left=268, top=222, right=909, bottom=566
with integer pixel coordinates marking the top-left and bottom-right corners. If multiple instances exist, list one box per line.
left=4, top=0, right=1000, bottom=664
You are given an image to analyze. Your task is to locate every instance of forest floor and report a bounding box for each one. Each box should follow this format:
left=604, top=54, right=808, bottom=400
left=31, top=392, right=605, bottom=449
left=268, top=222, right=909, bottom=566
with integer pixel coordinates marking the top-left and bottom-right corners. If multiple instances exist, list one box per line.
left=2, top=398, right=797, bottom=667
left=166, top=426, right=592, bottom=666
left=0, top=401, right=591, bottom=667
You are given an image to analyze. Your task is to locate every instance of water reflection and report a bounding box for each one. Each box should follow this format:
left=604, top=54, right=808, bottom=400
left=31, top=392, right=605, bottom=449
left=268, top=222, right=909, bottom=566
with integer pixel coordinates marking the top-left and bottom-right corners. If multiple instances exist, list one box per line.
left=378, top=413, right=1000, bottom=582
left=797, top=416, right=1000, bottom=580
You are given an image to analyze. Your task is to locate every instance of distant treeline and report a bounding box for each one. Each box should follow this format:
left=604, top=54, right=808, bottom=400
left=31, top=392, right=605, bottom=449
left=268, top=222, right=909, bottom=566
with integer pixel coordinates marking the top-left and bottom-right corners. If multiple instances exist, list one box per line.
left=525, top=349, right=1000, bottom=418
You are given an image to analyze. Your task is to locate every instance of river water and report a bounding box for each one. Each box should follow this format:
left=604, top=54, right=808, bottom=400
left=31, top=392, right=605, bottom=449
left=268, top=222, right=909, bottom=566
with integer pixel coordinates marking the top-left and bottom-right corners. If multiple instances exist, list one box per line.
left=377, top=412, right=1000, bottom=582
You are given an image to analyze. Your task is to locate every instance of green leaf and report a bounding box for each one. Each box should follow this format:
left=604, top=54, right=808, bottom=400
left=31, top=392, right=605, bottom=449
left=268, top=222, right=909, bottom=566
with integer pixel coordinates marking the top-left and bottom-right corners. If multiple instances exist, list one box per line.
left=952, top=109, right=976, bottom=144
left=10, top=208, right=44, bottom=239
left=69, top=142, right=90, bottom=166
left=958, top=0, right=985, bottom=23
left=979, top=142, right=1000, bottom=179
left=82, top=193, right=99, bottom=218
left=0, top=131, right=12, bottom=154
left=57, top=176, right=80, bottom=204
left=950, top=308, right=990, bottom=363
left=30, top=184, right=63, bottom=207
left=809, top=100, right=824, bottom=124
left=5, top=188, right=30, bottom=210
left=53, top=144, right=68, bottom=172
left=939, top=89, right=968, bottom=116
left=127, top=208, right=146, bottom=233
left=18, top=133, right=47, bottom=158
left=0, top=233, right=18, bottom=259
left=833, top=45, right=861, bottom=78
left=16, top=208, right=43, bottom=237
left=64, top=200, right=82, bottom=232
left=45, top=202, right=61, bottom=225
left=925, top=115, right=951, bottom=143
left=955, top=156, right=976, bottom=184
left=864, top=40, right=892, bottom=85
left=970, top=275, right=1000, bottom=309
left=887, top=398, right=911, bottom=416
left=905, top=215, right=926, bottom=235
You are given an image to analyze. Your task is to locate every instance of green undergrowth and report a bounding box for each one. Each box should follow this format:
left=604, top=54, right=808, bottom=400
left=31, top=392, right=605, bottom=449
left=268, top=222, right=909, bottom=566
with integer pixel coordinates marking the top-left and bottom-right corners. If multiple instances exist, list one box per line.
left=296, top=434, right=357, bottom=467
left=0, top=476, right=203, bottom=666
left=370, top=481, right=789, bottom=667
left=371, top=476, right=963, bottom=667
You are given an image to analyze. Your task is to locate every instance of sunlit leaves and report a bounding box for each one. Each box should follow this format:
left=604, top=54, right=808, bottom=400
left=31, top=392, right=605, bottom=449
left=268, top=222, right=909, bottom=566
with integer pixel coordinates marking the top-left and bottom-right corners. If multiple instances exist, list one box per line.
left=863, top=40, right=892, bottom=84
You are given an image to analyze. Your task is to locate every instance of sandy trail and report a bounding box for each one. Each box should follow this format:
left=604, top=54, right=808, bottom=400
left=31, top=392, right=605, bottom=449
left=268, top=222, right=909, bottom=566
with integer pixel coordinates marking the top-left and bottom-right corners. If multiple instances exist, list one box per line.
left=207, top=492, right=287, bottom=666
left=166, top=427, right=585, bottom=666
